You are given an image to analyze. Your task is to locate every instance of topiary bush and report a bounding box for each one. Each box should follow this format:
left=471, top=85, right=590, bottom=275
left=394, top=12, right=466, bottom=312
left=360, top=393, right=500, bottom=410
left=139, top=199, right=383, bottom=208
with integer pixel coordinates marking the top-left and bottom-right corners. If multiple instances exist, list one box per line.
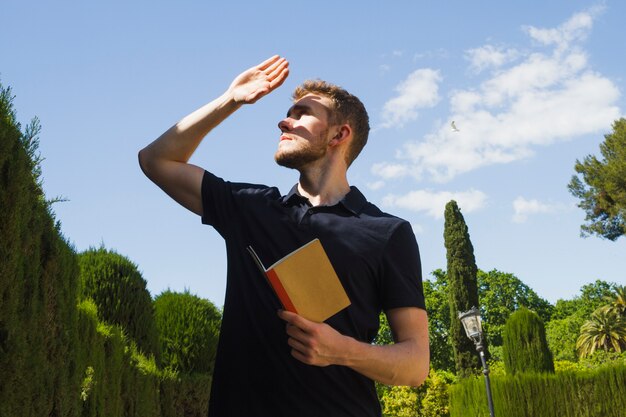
left=502, top=307, right=554, bottom=375
left=153, top=290, right=221, bottom=374
left=78, top=247, right=160, bottom=361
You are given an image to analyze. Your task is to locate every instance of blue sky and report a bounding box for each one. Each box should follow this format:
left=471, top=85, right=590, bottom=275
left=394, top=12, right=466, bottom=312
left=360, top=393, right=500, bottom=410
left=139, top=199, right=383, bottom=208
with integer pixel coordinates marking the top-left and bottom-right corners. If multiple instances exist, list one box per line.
left=2, top=1, right=625, bottom=307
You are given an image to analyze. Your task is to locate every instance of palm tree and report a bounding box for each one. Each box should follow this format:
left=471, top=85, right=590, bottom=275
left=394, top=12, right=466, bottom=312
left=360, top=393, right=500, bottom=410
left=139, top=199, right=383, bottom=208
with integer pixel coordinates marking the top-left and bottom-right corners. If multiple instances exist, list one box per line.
left=604, top=285, right=626, bottom=316
left=576, top=306, right=626, bottom=358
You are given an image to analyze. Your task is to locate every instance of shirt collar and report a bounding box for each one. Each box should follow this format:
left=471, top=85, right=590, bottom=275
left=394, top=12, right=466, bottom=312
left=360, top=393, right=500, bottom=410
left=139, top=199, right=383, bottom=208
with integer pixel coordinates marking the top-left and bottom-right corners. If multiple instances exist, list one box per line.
left=281, top=184, right=367, bottom=216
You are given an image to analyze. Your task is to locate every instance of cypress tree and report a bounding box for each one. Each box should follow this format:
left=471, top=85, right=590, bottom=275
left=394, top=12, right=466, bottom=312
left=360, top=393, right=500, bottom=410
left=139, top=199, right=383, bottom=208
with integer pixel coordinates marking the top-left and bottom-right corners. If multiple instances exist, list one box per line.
left=444, top=200, right=482, bottom=377
left=502, top=307, right=554, bottom=375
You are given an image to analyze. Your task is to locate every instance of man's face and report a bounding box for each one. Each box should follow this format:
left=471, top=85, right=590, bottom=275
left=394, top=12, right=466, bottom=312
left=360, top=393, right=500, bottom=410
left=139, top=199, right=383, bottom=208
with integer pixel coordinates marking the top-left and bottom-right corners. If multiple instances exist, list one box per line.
left=274, top=94, right=334, bottom=169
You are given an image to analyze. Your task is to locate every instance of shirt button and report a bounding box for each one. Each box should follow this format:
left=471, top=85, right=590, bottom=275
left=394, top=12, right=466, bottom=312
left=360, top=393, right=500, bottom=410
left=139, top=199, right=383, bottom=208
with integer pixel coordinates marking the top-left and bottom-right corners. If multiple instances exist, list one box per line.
left=307, top=209, right=314, bottom=215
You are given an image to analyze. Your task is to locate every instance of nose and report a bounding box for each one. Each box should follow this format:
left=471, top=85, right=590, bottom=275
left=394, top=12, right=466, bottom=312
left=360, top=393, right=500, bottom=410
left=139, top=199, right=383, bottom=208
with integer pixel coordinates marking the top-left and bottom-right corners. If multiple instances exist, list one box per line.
left=278, top=118, right=292, bottom=132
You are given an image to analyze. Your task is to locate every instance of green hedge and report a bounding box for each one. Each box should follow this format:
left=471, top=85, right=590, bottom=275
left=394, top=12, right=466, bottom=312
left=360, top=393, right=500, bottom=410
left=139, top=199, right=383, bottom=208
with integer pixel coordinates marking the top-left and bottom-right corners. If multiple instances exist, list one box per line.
left=77, top=299, right=164, bottom=417
left=450, top=364, right=626, bottom=417
left=0, top=82, right=80, bottom=417
left=78, top=247, right=161, bottom=361
left=0, top=81, right=214, bottom=416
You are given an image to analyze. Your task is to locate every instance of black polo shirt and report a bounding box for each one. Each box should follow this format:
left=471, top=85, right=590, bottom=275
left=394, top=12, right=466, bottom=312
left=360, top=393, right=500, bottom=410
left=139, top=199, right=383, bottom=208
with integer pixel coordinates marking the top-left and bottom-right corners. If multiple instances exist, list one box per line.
left=201, top=171, right=425, bottom=417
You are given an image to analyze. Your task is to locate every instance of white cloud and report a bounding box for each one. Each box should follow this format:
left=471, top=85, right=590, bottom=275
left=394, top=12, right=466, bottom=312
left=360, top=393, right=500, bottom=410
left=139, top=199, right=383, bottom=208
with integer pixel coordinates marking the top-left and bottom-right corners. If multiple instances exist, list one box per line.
left=465, top=45, right=520, bottom=73
left=382, top=189, right=487, bottom=219
left=379, top=69, right=442, bottom=128
left=373, top=7, right=621, bottom=183
left=523, top=7, right=602, bottom=52
left=367, top=180, right=386, bottom=191
left=512, top=197, right=567, bottom=223
left=371, top=162, right=411, bottom=180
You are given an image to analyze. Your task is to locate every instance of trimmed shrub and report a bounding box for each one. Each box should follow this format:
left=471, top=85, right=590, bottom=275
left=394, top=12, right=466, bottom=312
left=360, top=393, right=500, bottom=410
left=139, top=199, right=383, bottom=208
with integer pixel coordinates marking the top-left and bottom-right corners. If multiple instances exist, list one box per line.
left=0, top=81, right=80, bottom=417
left=153, top=290, right=221, bottom=374
left=450, top=363, right=626, bottom=417
left=502, top=307, right=554, bottom=375
left=78, top=247, right=160, bottom=361
left=160, top=373, right=212, bottom=417
left=76, top=299, right=165, bottom=417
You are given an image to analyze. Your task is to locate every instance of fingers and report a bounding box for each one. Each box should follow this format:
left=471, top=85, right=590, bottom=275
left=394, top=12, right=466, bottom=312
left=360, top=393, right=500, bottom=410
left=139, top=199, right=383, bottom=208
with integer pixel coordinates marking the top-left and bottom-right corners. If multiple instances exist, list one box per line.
left=269, top=62, right=289, bottom=89
left=257, top=55, right=281, bottom=70
left=278, top=310, right=312, bottom=331
left=264, top=57, right=289, bottom=89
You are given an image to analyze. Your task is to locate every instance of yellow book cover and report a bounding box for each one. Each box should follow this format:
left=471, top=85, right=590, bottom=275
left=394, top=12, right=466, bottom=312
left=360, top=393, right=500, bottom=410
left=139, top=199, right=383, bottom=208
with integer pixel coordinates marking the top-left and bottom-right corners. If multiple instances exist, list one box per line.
left=247, top=239, right=351, bottom=322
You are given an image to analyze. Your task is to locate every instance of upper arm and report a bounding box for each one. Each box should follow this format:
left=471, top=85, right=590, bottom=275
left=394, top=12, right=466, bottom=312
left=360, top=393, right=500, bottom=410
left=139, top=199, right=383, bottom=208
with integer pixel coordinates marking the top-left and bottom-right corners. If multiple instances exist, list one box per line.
left=138, top=150, right=205, bottom=216
left=386, top=307, right=430, bottom=379
left=386, top=307, right=428, bottom=344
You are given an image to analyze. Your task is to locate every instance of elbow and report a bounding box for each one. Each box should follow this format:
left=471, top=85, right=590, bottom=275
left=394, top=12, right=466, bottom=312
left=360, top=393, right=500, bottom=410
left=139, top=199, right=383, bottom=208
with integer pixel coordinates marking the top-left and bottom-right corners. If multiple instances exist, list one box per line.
left=401, top=348, right=430, bottom=387
left=410, top=362, right=430, bottom=387
left=138, top=147, right=153, bottom=178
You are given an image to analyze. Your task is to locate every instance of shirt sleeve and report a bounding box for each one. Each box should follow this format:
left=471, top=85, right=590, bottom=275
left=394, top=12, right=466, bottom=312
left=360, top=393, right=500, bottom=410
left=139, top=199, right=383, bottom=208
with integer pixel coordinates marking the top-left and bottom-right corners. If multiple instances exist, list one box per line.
left=380, top=221, right=426, bottom=311
left=200, top=171, right=236, bottom=237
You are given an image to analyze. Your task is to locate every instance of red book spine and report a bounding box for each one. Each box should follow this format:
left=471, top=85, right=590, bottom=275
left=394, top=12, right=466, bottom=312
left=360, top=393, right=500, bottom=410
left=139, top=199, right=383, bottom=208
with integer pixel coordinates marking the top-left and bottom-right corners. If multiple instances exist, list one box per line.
left=265, top=269, right=298, bottom=314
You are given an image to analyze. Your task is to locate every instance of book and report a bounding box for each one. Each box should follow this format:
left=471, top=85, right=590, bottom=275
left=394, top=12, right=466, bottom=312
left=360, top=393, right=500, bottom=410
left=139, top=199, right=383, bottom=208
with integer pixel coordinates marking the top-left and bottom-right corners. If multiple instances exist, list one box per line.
left=246, top=238, right=351, bottom=323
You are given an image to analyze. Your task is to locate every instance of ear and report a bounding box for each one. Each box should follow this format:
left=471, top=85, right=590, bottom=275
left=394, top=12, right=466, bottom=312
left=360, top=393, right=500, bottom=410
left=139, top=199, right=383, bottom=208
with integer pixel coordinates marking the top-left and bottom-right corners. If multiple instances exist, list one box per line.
left=329, top=124, right=352, bottom=147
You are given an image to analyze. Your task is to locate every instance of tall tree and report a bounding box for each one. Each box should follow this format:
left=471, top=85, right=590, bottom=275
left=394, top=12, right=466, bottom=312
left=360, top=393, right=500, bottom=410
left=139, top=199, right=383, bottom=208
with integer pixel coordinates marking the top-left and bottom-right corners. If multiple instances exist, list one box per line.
left=478, top=269, right=553, bottom=347
left=551, top=280, right=618, bottom=320
left=568, top=118, right=626, bottom=240
left=444, top=200, right=481, bottom=377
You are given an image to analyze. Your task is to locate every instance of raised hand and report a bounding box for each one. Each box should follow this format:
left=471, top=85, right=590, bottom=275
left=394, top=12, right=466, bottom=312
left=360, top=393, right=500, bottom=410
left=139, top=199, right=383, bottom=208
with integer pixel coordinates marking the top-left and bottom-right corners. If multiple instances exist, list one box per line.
left=228, top=55, right=290, bottom=104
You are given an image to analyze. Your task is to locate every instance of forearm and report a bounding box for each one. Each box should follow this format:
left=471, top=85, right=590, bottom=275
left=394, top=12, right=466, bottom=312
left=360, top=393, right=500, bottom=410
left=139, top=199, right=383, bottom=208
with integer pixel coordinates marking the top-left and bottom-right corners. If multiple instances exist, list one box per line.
left=138, top=91, right=240, bottom=176
left=279, top=307, right=429, bottom=387
left=340, top=336, right=429, bottom=387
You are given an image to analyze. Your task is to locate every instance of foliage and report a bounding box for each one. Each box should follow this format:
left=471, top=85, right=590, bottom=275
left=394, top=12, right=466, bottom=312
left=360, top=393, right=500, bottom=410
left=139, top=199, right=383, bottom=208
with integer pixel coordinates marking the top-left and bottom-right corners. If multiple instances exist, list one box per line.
left=502, top=307, right=554, bottom=375
left=1, top=81, right=213, bottom=416
left=578, top=349, right=626, bottom=368
left=78, top=247, right=160, bottom=361
left=380, top=385, right=420, bottom=417
left=0, top=80, right=80, bottom=417
left=378, top=369, right=455, bottom=417
left=443, top=200, right=482, bottom=377
left=153, top=290, right=221, bottom=374
left=576, top=306, right=626, bottom=357
left=423, top=270, right=455, bottom=372
left=374, top=311, right=393, bottom=346
left=450, top=363, right=626, bottom=417
left=420, top=369, right=456, bottom=417
left=160, top=373, right=213, bottom=417
left=420, top=268, right=552, bottom=372
left=478, top=269, right=552, bottom=347
left=552, top=280, right=618, bottom=320
left=569, top=118, right=626, bottom=240
left=605, top=285, right=626, bottom=316
left=546, top=315, right=584, bottom=362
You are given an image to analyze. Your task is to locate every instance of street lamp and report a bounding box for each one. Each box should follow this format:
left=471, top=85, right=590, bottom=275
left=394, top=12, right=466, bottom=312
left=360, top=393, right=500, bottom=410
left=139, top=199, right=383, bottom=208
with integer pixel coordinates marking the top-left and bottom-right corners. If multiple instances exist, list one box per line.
left=459, top=306, right=495, bottom=417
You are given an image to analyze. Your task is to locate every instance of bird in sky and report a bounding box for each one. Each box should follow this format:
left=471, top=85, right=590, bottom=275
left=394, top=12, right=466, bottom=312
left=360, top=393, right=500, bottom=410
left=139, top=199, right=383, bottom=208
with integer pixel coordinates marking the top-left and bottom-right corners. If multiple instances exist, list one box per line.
left=451, top=121, right=460, bottom=132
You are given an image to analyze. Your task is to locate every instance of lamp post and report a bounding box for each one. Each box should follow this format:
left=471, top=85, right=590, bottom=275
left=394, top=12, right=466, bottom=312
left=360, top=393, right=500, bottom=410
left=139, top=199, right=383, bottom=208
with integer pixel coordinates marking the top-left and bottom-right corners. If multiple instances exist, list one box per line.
left=459, top=306, right=495, bottom=417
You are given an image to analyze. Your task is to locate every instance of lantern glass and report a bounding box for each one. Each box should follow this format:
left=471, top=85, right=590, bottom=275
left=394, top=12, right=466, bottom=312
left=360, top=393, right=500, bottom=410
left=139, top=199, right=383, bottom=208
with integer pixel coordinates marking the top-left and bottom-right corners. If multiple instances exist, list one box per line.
left=459, top=307, right=482, bottom=341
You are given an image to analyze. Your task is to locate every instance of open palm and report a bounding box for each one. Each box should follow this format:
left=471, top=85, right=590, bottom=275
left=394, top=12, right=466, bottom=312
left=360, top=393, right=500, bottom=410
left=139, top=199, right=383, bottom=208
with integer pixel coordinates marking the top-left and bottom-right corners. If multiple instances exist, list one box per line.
left=228, top=55, right=290, bottom=104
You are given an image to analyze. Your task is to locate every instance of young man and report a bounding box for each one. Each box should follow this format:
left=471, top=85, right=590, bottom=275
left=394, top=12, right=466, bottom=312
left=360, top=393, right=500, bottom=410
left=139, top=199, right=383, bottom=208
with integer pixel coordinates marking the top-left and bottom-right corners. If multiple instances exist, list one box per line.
left=139, top=55, right=429, bottom=417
